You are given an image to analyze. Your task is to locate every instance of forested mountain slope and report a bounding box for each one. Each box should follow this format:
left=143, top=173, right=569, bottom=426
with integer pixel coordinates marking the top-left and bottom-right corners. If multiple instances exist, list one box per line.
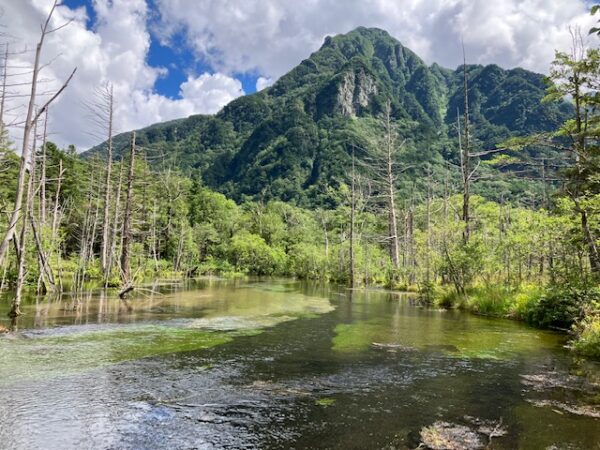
left=87, top=27, right=571, bottom=206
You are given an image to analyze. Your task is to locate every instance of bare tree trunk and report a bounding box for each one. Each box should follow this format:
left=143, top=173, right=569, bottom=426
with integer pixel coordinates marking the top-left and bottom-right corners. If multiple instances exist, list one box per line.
left=107, top=160, right=124, bottom=284
left=40, top=110, right=48, bottom=225
left=9, top=129, right=36, bottom=317
left=579, top=205, right=600, bottom=273
left=29, top=117, right=48, bottom=295
left=425, top=170, right=432, bottom=284
left=75, top=174, right=95, bottom=293
left=29, top=211, right=55, bottom=291
left=384, top=105, right=400, bottom=269
left=100, top=84, right=114, bottom=279
left=51, top=159, right=63, bottom=242
left=120, top=132, right=136, bottom=293
left=461, top=53, right=471, bottom=244
left=350, top=148, right=356, bottom=287
left=0, top=2, right=76, bottom=267
left=0, top=45, right=7, bottom=144
left=406, top=204, right=415, bottom=284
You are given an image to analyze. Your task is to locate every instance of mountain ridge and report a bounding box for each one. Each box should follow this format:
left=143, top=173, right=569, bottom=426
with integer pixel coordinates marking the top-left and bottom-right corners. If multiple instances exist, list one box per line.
left=86, top=26, right=571, bottom=206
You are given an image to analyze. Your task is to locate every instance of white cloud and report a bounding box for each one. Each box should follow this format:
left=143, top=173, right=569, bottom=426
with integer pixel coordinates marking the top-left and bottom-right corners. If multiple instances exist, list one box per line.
left=1, top=0, right=244, bottom=150
left=155, top=0, right=596, bottom=79
left=2, top=0, right=597, bottom=150
left=255, top=76, right=273, bottom=91
left=180, top=73, right=244, bottom=113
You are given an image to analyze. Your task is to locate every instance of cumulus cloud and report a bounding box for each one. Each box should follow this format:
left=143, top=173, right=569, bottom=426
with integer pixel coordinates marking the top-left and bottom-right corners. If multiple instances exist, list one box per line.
left=255, top=76, right=274, bottom=91
left=1, top=0, right=244, bottom=150
left=180, top=73, right=244, bottom=113
left=2, top=0, right=597, bottom=150
left=155, top=0, right=596, bottom=79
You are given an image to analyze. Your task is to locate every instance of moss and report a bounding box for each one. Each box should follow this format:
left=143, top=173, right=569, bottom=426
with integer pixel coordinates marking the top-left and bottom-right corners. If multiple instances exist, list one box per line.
left=331, top=321, right=382, bottom=352
left=40, top=326, right=236, bottom=362
left=331, top=317, right=558, bottom=360
left=0, top=326, right=253, bottom=383
left=315, top=398, right=336, bottom=407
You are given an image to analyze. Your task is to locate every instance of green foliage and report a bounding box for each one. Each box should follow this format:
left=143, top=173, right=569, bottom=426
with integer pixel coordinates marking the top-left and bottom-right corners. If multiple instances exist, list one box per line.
left=573, top=316, right=600, bottom=358
left=523, top=286, right=599, bottom=329
left=228, top=232, right=286, bottom=275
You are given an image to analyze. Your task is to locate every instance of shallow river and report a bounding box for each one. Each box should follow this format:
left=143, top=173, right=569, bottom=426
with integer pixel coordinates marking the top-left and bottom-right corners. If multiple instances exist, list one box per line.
left=0, top=279, right=599, bottom=449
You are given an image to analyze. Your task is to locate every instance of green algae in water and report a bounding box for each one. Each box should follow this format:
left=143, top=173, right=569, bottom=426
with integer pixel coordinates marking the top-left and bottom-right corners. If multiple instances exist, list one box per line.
left=0, top=325, right=244, bottom=384
left=0, top=281, right=336, bottom=385
left=332, top=316, right=562, bottom=360
left=315, top=398, right=336, bottom=407
left=332, top=321, right=383, bottom=353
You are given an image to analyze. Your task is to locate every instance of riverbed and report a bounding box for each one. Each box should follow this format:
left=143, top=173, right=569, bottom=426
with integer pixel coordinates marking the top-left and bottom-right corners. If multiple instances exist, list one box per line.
left=0, top=279, right=598, bottom=449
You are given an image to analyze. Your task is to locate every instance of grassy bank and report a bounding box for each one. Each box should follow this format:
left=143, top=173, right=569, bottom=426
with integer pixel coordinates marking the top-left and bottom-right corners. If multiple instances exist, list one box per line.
left=425, top=283, right=600, bottom=360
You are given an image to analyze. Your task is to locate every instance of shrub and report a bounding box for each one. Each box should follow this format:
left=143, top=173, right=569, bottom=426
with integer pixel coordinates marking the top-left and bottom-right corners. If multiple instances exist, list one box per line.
left=229, top=232, right=286, bottom=275
left=467, top=285, right=514, bottom=316
left=572, top=317, right=600, bottom=359
left=522, top=286, right=599, bottom=329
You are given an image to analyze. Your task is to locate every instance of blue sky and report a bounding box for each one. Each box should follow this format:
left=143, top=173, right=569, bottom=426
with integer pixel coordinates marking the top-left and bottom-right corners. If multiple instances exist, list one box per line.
left=62, top=0, right=260, bottom=99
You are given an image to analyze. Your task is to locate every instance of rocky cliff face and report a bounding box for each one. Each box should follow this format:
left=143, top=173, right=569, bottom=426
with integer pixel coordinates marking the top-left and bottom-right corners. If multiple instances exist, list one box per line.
left=335, top=68, right=378, bottom=116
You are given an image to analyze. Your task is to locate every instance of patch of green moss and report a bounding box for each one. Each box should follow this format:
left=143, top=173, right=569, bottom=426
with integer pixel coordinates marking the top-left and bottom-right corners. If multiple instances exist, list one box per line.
left=0, top=325, right=260, bottom=384
left=332, top=321, right=383, bottom=352
left=331, top=317, right=560, bottom=360
left=315, top=398, right=336, bottom=407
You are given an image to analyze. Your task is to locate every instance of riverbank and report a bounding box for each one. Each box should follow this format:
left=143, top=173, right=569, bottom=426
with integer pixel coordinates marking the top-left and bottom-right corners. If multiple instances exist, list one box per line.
left=424, top=283, right=600, bottom=359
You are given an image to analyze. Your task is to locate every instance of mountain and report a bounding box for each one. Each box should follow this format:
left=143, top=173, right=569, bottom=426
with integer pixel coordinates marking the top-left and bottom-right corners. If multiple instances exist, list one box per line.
left=87, top=27, right=571, bottom=206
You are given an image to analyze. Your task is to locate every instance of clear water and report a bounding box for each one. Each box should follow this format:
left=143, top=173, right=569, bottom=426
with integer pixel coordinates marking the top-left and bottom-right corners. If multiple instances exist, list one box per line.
left=0, top=278, right=598, bottom=449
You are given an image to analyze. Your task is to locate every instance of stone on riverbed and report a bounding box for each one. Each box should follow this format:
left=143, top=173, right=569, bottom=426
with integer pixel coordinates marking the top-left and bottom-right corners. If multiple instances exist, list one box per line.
left=419, top=421, right=484, bottom=450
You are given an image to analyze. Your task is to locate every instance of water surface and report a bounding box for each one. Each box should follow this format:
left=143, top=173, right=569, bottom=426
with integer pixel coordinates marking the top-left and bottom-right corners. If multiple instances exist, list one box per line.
left=0, top=278, right=598, bottom=449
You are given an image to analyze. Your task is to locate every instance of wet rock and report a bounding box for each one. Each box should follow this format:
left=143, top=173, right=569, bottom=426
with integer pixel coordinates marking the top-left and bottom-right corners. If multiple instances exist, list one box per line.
left=419, top=421, right=484, bottom=450
left=526, top=399, right=600, bottom=418
left=520, top=371, right=599, bottom=393
left=197, top=411, right=225, bottom=424
left=463, top=416, right=508, bottom=440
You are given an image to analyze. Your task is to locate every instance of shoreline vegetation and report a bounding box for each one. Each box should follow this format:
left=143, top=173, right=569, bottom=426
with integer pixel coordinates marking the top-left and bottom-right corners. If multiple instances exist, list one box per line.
left=0, top=4, right=599, bottom=363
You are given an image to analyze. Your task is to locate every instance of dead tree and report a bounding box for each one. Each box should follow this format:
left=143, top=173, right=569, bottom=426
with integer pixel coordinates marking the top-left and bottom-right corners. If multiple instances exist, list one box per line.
left=361, top=101, right=405, bottom=273
left=108, top=159, right=123, bottom=284
left=8, top=120, right=37, bottom=317
left=120, top=132, right=136, bottom=297
left=84, top=83, right=115, bottom=282
left=0, top=44, right=7, bottom=145
left=460, top=47, right=472, bottom=243
left=0, top=1, right=76, bottom=268
left=350, top=147, right=356, bottom=287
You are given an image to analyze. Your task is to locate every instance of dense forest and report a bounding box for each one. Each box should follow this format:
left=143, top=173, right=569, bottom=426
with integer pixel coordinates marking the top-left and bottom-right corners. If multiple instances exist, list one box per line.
left=1, top=3, right=599, bottom=362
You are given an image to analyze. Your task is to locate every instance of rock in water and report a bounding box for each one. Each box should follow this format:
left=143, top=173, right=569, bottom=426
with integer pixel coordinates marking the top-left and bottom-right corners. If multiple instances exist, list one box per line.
left=420, top=421, right=484, bottom=450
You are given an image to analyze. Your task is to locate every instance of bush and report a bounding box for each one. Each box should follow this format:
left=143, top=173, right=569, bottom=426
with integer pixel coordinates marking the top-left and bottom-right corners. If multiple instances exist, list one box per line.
left=512, top=285, right=543, bottom=320
left=229, top=232, right=286, bottom=275
left=572, top=317, right=600, bottom=359
left=522, top=286, right=599, bottom=329
left=287, top=243, right=328, bottom=280
left=435, top=288, right=466, bottom=309
left=467, top=285, right=514, bottom=316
